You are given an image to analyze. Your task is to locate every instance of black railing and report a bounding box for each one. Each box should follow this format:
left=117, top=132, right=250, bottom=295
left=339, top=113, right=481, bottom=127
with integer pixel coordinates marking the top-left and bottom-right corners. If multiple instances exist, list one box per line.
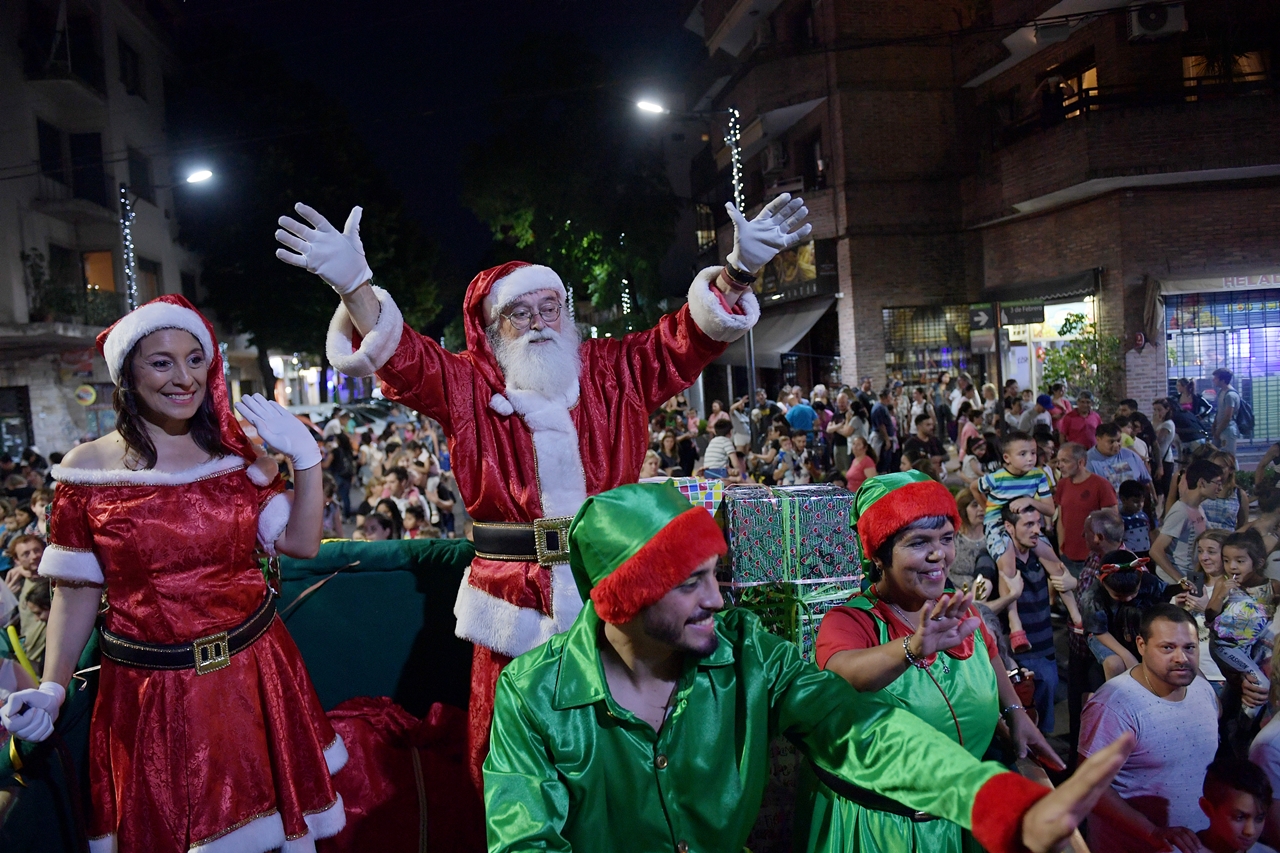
left=30, top=286, right=128, bottom=326
left=993, top=70, right=1278, bottom=149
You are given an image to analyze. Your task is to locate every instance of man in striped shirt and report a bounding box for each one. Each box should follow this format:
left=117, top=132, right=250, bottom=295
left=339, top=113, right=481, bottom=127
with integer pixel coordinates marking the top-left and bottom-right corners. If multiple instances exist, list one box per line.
left=1000, top=502, right=1063, bottom=734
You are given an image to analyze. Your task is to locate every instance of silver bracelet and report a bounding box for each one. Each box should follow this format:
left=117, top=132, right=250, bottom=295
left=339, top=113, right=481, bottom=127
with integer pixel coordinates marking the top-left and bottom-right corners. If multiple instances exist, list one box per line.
left=902, top=636, right=928, bottom=669
left=1001, top=704, right=1028, bottom=719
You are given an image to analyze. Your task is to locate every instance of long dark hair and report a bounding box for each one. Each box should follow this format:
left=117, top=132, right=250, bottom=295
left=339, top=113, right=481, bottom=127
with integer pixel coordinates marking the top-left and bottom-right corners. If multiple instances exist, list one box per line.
left=113, top=338, right=228, bottom=469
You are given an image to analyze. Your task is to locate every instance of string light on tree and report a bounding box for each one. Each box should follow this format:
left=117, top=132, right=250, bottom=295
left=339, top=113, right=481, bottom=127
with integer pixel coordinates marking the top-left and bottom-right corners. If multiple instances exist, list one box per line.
left=620, top=279, right=631, bottom=315
left=726, top=107, right=744, bottom=211
left=119, top=184, right=138, bottom=310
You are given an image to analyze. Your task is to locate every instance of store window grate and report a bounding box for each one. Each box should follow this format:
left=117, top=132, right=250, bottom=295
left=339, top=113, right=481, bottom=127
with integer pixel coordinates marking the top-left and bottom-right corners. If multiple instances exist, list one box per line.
left=883, top=305, right=972, bottom=385
left=1165, top=288, right=1280, bottom=443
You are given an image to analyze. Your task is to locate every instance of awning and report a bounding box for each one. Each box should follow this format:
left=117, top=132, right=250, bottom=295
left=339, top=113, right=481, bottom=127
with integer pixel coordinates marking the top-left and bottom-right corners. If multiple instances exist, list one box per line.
left=1159, top=271, right=1280, bottom=295
left=983, top=268, right=1100, bottom=304
left=714, top=296, right=834, bottom=369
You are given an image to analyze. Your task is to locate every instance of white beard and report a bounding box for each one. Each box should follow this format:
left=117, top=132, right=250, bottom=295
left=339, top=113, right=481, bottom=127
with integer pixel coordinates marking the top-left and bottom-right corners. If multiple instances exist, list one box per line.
left=489, top=321, right=582, bottom=400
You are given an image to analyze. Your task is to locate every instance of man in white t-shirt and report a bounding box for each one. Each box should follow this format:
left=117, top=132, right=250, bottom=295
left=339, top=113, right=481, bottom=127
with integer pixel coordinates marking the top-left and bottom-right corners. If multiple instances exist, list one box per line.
left=1150, top=458, right=1223, bottom=584
left=1079, top=604, right=1219, bottom=853
left=1212, top=368, right=1241, bottom=455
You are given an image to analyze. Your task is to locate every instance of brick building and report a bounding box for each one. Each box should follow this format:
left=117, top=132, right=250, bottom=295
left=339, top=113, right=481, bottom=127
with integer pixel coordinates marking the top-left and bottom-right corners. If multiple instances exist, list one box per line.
left=681, top=0, right=1280, bottom=440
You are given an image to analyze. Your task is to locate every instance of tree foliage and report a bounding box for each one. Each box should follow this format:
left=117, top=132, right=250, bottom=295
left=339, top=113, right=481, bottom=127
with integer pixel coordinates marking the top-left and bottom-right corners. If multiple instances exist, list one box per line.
left=167, top=29, right=442, bottom=384
left=461, top=34, right=679, bottom=333
left=1041, top=312, right=1125, bottom=413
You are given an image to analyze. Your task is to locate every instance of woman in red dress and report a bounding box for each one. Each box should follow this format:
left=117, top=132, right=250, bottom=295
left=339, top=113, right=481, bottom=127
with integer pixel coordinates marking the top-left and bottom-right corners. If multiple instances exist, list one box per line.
left=1, top=295, right=343, bottom=853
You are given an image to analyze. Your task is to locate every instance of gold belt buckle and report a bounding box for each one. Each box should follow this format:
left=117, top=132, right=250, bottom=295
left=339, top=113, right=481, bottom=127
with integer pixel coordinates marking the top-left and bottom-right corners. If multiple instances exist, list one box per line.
left=192, top=631, right=231, bottom=675
left=533, top=517, right=572, bottom=566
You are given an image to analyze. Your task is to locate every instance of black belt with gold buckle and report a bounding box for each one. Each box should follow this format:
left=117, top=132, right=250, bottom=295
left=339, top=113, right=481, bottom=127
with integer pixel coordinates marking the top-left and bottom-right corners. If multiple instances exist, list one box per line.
left=472, top=518, right=573, bottom=566
left=100, top=592, right=276, bottom=676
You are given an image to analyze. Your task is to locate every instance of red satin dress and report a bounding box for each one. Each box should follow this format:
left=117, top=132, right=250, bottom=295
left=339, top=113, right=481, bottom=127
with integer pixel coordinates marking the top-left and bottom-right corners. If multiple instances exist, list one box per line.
left=44, top=457, right=345, bottom=853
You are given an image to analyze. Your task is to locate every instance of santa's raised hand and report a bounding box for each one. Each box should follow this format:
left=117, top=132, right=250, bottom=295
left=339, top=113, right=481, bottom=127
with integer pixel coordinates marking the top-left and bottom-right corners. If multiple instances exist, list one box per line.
left=274, top=203, right=372, bottom=295
left=725, top=193, right=812, bottom=274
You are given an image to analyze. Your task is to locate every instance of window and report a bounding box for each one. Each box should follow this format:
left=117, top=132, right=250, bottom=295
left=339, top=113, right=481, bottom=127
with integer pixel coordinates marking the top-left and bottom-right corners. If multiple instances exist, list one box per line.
left=37, top=119, right=66, bottom=184
left=82, top=250, right=115, bottom=291
left=694, top=203, right=717, bottom=253
left=802, top=131, right=825, bottom=190
left=137, top=257, right=161, bottom=302
left=0, top=388, right=34, bottom=460
left=68, top=132, right=107, bottom=207
left=181, top=271, right=197, bottom=302
left=118, top=36, right=143, bottom=98
left=883, top=305, right=974, bottom=384
left=127, top=147, right=153, bottom=203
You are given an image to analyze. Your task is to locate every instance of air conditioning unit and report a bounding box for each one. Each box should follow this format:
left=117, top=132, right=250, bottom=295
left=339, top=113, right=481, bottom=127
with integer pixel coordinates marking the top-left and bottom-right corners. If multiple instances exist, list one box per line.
left=760, top=141, right=787, bottom=175
left=1127, top=3, right=1185, bottom=41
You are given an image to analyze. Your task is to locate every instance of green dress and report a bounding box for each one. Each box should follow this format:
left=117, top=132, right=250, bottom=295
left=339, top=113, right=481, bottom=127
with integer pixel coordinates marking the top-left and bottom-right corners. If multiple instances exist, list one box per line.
left=799, top=592, right=1000, bottom=853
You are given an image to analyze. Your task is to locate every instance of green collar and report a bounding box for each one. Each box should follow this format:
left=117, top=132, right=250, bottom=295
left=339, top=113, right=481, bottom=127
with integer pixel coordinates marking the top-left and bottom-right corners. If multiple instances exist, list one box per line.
left=553, top=603, right=735, bottom=710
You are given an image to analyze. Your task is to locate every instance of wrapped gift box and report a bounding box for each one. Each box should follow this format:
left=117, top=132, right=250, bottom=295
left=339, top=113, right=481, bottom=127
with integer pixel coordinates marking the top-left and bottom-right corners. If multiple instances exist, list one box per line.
left=719, top=485, right=862, bottom=661
left=668, top=476, right=725, bottom=516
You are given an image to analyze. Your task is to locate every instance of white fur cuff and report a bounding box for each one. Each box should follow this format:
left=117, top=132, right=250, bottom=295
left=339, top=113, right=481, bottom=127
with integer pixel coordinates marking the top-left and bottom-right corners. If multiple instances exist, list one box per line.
left=453, top=564, right=583, bottom=659
left=257, top=492, right=292, bottom=556
left=324, top=734, right=348, bottom=774
left=38, top=544, right=104, bottom=585
left=686, top=267, right=760, bottom=343
left=326, top=286, right=404, bottom=377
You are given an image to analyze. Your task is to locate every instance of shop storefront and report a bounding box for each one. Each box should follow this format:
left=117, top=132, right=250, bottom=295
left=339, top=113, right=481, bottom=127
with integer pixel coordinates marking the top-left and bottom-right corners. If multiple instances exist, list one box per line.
left=1164, top=273, right=1280, bottom=443
left=882, top=304, right=975, bottom=385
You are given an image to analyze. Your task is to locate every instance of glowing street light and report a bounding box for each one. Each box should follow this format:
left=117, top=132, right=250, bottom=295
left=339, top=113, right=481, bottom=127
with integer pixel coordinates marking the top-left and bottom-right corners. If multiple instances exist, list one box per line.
left=636, top=101, right=667, bottom=114
left=186, top=169, right=213, bottom=183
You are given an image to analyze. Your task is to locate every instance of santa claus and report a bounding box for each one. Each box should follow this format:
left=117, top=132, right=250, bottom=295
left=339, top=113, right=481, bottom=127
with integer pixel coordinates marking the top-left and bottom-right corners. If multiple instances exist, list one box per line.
left=274, top=193, right=810, bottom=784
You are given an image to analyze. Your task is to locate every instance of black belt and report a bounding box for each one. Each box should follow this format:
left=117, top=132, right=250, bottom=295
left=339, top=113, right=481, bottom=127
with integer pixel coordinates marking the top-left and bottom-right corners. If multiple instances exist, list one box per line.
left=100, top=593, right=276, bottom=675
left=472, top=518, right=573, bottom=566
left=811, top=766, right=940, bottom=822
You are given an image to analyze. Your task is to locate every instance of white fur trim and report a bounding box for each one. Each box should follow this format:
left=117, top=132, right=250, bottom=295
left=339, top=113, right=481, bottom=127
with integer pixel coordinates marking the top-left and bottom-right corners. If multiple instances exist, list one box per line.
left=453, top=563, right=583, bottom=659
left=257, top=492, right=292, bottom=556
left=38, top=544, right=104, bottom=584
left=189, top=811, right=285, bottom=853
left=686, top=267, right=760, bottom=343
left=482, top=265, right=566, bottom=324
left=245, top=457, right=276, bottom=486
left=326, top=286, right=404, bottom=378
left=324, top=733, right=348, bottom=775
left=489, top=393, right=514, bottom=416
left=102, top=302, right=214, bottom=385
left=88, top=836, right=116, bottom=853
left=503, top=388, right=586, bottom=519
left=52, top=456, right=246, bottom=487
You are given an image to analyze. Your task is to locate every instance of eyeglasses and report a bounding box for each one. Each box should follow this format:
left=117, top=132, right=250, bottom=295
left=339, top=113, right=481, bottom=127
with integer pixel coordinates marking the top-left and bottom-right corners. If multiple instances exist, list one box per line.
left=501, top=303, right=562, bottom=330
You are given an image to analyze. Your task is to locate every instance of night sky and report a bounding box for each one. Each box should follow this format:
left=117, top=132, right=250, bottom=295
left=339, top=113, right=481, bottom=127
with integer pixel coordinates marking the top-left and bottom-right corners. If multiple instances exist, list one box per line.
left=179, top=0, right=704, bottom=316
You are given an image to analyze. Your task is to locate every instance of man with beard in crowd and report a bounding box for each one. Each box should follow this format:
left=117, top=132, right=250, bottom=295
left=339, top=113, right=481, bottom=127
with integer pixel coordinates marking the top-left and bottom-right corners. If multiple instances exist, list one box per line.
left=274, top=194, right=811, bottom=785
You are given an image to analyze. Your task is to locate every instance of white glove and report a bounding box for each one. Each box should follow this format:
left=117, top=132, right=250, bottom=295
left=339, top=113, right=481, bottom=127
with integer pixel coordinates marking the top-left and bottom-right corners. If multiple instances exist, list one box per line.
left=235, top=394, right=323, bottom=471
left=275, top=203, right=373, bottom=295
left=725, top=193, right=813, bottom=274
left=1, top=681, right=65, bottom=742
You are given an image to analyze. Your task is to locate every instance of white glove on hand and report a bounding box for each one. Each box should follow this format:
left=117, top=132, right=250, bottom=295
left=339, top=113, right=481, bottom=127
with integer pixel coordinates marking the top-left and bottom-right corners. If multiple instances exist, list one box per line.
left=726, top=193, right=813, bottom=274
left=275, top=203, right=373, bottom=295
left=1, top=681, right=66, bottom=742
left=235, top=394, right=323, bottom=471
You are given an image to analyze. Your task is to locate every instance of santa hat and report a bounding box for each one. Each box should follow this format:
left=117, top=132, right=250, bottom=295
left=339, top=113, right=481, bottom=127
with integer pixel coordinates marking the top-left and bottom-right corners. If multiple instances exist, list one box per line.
left=853, top=471, right=962, bottom=567
left=569, top=481, right=727, bottom=624
left=478, top=261, right=567, bottom=325
left=96, top=295, right=259, bottom=466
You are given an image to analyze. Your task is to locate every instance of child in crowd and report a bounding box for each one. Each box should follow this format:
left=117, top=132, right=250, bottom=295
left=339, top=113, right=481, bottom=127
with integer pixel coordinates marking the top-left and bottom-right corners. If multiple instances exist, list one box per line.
left=1080, top=552, right=1172, bottom=680
left=971, top=430, right=1078, bottom=652
left=402, top=505, right=440, bottom=539
left=1118, top=479, right=1152, bottom=556
left=1197, top=757, right=1272, bottom=853
left=1207, top=530, right=1280, bottom=719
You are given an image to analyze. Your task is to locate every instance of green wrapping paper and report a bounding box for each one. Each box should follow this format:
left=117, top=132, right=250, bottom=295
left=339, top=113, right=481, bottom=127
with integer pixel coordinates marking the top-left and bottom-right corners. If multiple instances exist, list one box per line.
left=720, top=485, right=863, bottom=660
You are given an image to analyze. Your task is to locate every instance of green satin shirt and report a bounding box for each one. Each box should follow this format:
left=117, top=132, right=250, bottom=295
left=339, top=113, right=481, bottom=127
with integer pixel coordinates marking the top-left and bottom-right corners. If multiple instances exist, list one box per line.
left=484, top=605, right=1008, bottom=853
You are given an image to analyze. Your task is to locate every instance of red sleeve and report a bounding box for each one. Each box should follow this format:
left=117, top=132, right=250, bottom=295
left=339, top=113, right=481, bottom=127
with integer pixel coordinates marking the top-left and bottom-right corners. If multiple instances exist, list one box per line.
left=976, top=609, right=1000, bottom=661
left=374, top=326, right=472, bottom=434
left=1097, top=476, right=1118, bottom=508
left=616, top=303, right=738, bottom=414
left=815, top=605, right=881, bottom=669
left=48, top=481, right=92, bottom=551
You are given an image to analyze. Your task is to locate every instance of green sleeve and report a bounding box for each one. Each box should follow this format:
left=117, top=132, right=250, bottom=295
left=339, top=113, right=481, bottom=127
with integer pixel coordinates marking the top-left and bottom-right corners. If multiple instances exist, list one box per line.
left=483, top=669, right=574, bottom=853
left=755, top=617, right=1002, bottom=828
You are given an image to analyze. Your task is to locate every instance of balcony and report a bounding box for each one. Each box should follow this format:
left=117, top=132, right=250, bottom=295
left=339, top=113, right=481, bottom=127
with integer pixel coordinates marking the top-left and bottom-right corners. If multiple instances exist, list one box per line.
left=31, top=173, right=115, bottom=226
left=966, top=72, right=1280, bottom=226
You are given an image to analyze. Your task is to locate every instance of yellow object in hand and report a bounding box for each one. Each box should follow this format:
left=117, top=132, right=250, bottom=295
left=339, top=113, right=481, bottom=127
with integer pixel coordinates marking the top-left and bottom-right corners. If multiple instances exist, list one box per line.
left=6, top=625, right=38, bottom=684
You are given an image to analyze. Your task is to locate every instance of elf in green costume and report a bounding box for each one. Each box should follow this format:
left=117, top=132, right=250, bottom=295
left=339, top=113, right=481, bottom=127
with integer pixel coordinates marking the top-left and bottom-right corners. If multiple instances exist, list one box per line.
left=801, top=470, right=1067, bottom=853
left=483, top=480, right=1130, bottom=853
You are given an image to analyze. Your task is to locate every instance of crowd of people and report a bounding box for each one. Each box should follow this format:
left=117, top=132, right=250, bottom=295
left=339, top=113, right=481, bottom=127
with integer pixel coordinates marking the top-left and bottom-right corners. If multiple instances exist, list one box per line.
left=645, top=367, right=1280, bottom=852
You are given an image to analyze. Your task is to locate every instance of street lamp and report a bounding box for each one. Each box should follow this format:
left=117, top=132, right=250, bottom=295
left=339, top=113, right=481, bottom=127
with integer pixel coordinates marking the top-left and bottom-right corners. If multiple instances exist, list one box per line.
left=636, top=100, right=757, bottom=440
left=119, top=169, right=214, bottom=310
